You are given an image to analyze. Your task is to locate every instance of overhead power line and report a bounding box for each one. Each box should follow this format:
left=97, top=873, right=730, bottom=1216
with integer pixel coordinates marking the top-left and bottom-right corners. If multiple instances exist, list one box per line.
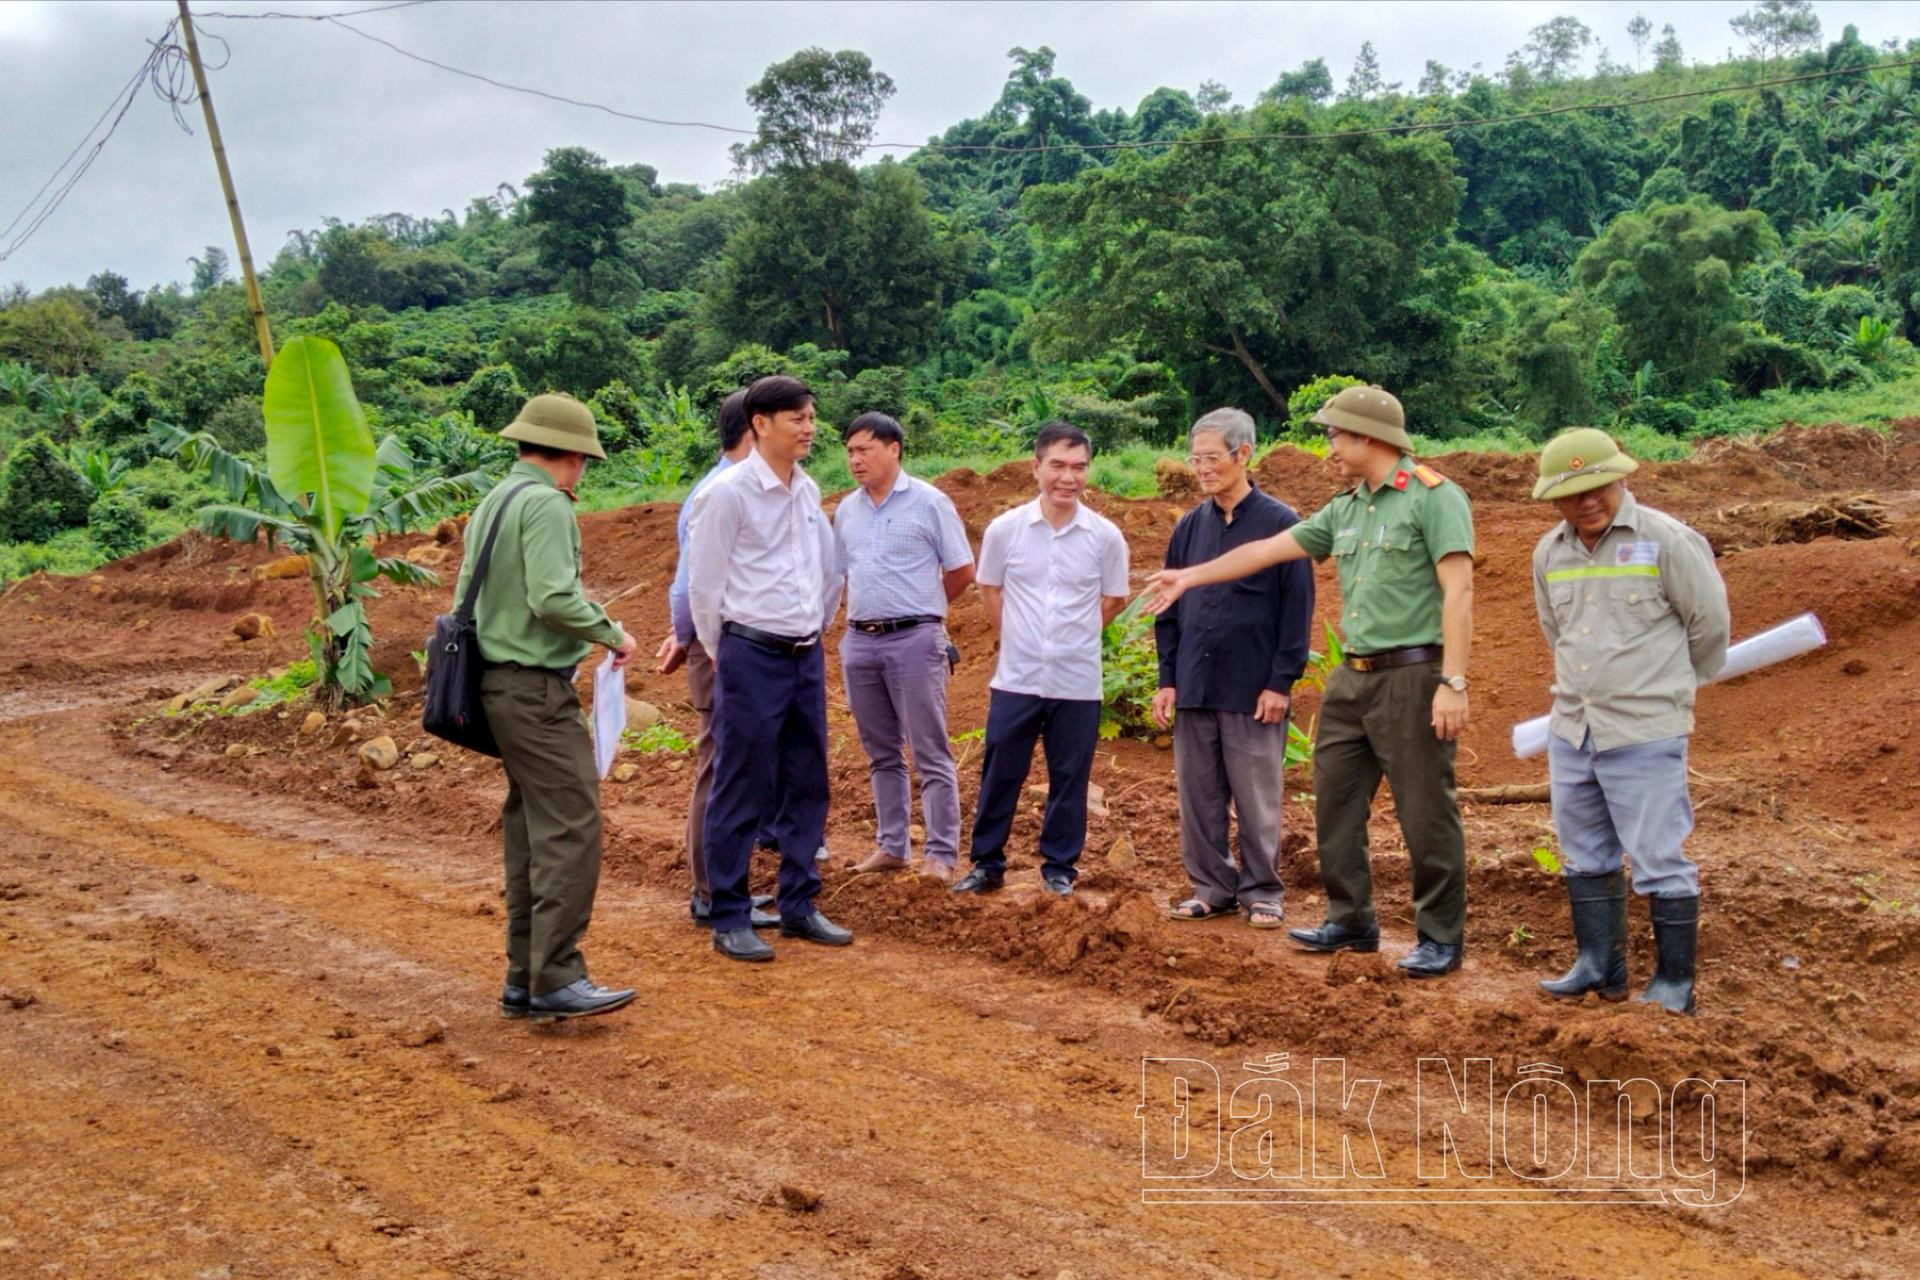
left=0, top=19, right=213, bottom=265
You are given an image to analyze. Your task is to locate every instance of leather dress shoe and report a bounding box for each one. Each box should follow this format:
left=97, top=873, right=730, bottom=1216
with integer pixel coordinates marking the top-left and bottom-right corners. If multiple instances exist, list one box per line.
left=1397, top=936, right=1464, bottom=978
left=779, top=911, right=853, bottom=946
left=1040, top=873, right=1073, bottom=897
left=528, top=977, right=636, bottom=1023
left=713, top=927, right=775, bottom=962
left=950, top=865, right=1005, bottom=894
left=499, top=984, right=530, bottom=1020
left=1287, top=920, right=1381, bottom=953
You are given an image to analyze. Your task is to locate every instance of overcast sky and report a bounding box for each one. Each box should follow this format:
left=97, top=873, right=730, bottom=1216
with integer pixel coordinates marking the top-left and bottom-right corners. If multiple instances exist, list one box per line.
left=2, top=0, right=1914, bottom=293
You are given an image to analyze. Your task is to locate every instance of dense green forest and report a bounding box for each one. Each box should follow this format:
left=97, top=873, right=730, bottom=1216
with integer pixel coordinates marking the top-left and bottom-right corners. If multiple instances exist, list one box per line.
left=3, top=2, right=1918, bottom=580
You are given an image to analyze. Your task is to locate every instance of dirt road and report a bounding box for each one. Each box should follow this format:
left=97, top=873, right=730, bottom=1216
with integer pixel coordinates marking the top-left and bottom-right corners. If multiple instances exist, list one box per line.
left=5, top=423, right=1919, bottom=1277
left=0, top=691, right=1900, bottom=1280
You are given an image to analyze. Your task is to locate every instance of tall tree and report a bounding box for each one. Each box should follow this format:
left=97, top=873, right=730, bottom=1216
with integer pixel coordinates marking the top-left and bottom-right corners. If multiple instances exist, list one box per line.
left=523, top=147, right=635, bottom=302
left=1523, top=16, right=1596, bottom=83
left=1342, top=43, right=1397, bottom=99
left=1418, top=61, right=1453, bottom=98
left=1653, top=24, right=1685, bottom=71
left=189, top=246, right=229, bottom=295
left=1572, top=198, right=1778, bottom=391
left=709, top=161, right=955, bottom=368
left=1262, top=58, right=1333, bottom=104
left=1024, top=108, right=1463, bottom=410
left=731, top=48, right=896, bottom=174
left=1195, top=79, right=1233, bottom=114
left=1731, top=0, right=1823, bottom=72
left=1627, top=13, right=1653, bottom=70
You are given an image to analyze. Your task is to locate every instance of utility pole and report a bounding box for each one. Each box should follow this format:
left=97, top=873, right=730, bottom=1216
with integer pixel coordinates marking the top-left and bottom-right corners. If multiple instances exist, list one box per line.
left=176, top=0, right=274, bottom=367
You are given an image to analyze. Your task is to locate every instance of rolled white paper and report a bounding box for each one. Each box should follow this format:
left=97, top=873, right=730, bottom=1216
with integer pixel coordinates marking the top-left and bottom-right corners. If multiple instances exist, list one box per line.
left=1510, top=612, right=1827, bottom=759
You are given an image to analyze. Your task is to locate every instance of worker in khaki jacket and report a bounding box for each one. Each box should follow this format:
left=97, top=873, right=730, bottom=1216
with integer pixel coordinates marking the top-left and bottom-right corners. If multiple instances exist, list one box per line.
left=1530, top=428, right=1729, bottom=1016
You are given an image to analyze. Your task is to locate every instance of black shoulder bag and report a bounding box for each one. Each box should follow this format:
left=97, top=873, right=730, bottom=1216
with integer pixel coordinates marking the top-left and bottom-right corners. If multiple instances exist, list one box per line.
left=421, top=481, right=536, bottom=757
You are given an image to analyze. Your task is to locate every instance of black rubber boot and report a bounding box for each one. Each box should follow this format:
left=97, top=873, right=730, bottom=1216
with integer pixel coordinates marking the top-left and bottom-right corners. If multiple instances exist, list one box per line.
left=1637, top=894, right=1699, bottom=1016
left=1540, top=870, right=1628, bottom=1000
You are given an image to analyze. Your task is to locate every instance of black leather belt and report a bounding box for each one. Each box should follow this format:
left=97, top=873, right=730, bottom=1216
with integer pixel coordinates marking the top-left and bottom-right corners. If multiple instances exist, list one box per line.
left=1346, top=644, right=1443, bottom=673
left=849, top=615, right=942, bottom=635
left=488, top=660, right=578, bottom=681
left=723, top=621, right=820, bottom=653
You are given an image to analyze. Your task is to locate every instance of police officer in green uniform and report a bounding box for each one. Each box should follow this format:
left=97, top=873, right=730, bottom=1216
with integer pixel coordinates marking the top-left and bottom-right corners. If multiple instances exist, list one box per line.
left=455, top=393, right=640, bottom=1023
left=1147, top=385, right=1475, bottom=977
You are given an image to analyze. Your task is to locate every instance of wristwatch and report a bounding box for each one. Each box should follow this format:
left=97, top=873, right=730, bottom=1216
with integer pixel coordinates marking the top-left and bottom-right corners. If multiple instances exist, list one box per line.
left=1443, top=674, right=1469, bottom=693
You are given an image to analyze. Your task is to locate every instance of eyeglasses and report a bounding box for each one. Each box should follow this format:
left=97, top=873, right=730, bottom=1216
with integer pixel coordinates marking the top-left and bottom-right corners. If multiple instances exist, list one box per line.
left=1186, top=451, right=1241, bottom=467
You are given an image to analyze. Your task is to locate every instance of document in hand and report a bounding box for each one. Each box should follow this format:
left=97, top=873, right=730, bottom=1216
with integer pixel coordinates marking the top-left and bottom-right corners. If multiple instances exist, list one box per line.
left=592, top=651, right=625, bottom=779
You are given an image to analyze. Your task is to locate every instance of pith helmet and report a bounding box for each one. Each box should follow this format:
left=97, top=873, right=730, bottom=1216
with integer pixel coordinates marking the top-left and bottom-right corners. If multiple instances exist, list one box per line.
left=1532, top=428, right=1638, bottom=501
left=1313, top=384, right=1413, bottom=453
left=499, top=393, right=606, bottom=460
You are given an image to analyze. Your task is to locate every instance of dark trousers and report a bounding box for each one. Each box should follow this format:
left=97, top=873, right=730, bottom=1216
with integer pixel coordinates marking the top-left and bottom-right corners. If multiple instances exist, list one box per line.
left=685, top=641, right=776, bottom=900
left=703, top=630, right=828, bottom=930
left=480, top=665, right=602, bottom=997
left=966, top=689, right=1101, bottom=881
left=1312, top=660, right=1468, bottom=944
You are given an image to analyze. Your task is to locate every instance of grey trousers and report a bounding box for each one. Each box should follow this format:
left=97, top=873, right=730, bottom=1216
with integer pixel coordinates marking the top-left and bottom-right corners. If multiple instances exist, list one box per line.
left=841, top=624, right=961, bottom=864
left=1174, top=707, right=1287, bottom=908
left=684, top=640, right=718, bottom=898
left=1549, top=731, right=1699, bottom=897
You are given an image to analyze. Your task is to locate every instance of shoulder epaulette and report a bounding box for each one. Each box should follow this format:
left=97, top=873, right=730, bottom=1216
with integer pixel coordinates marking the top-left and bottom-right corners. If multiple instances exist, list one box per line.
left=1412, top=464, right=1445, bottom=488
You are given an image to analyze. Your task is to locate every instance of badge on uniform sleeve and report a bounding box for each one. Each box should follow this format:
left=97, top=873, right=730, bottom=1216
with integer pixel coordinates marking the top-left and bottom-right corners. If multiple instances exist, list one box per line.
left=1392, top=470, right=1410, bottom=490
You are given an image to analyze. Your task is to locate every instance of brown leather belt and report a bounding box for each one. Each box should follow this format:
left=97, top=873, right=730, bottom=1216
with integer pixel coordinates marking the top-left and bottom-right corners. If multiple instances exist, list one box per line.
left=1346, top=644, right=1443, bottom=673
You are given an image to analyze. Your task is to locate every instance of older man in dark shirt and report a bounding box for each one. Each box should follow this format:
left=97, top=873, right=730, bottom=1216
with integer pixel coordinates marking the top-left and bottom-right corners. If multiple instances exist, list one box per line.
left=1153, top=408, right=1314, bottom=927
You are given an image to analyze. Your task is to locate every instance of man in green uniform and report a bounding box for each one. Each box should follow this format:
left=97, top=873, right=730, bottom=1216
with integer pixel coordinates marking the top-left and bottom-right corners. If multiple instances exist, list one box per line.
left=455, top=393, right=640, bottom=1023
left=1146, top=385, right=1475, bottom=977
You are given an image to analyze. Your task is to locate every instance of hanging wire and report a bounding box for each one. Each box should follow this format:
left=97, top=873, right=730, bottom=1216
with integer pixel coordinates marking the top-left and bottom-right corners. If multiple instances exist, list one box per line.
left=0, top=19, right=218, bottom=265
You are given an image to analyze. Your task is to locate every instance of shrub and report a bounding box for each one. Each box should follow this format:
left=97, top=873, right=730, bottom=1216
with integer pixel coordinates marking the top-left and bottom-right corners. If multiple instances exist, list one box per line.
left=204, top=392, right=266, bottom=451
left=85, top=370, right=167, bottom=448
left=1626, top=396, right=1697, bottom=435
left=1055, top=389, right=1156, bottom=452
left=450, top=363, right=525, bottom=431
left=0, top=433, right=92, bottom=542
left=1285, top=373, right=1365, bottom=437
left=87, top=490, right=147, bottom=560
left=586, top=377, right=644, bottom=452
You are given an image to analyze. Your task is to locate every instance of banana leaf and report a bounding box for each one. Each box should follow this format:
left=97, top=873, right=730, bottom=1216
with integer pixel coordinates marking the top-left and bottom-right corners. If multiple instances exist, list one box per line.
left=264, top=336, right=375, bottom=544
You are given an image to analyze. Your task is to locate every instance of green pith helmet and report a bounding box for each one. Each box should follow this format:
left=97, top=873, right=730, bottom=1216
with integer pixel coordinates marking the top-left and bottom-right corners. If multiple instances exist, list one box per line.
left=1532, top=427, right=1639, bottom=501
left=1313, top=384, right=1413, bottom=453
left=499, top=393, right=606, bottom=460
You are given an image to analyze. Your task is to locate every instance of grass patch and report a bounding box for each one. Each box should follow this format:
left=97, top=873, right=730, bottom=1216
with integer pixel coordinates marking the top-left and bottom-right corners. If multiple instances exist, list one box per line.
left=621, top=720, right=694, bottom=755
left=230, top=660, right=318, bottom=716
left=1691, top=371, right=1920, bottom=439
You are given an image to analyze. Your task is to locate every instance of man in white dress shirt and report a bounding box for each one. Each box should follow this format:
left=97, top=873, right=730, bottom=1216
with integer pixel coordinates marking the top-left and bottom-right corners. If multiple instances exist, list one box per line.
left=952, top=421, right=1130, bottom=898
left=687, top=376, right=850, bottom=962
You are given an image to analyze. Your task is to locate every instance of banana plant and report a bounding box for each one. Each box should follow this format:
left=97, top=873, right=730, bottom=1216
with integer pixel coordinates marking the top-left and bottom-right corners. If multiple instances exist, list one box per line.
left=1283, top=622, right=1345, bottom=770
left=65, top=444, right=130, bottom=498
left=159, top=336, right=486, bottom=710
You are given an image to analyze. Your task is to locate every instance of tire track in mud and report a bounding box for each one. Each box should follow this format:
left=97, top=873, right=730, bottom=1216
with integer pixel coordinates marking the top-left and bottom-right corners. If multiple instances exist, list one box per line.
left=0, top=710, right=1874, bottom=1279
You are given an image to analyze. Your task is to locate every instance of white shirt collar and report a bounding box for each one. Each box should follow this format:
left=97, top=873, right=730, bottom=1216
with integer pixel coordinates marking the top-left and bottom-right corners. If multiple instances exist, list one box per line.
left=745, top=446, right=804, bottom=492
left=1024, top=496, right=1090, bottom=532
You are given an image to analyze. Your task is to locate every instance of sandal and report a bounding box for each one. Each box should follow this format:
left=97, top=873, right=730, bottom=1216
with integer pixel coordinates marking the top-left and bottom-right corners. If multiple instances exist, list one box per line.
left=1245, top=901, right=1285, bottom=929
left=1168, top=898, right=1236, bottom=921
